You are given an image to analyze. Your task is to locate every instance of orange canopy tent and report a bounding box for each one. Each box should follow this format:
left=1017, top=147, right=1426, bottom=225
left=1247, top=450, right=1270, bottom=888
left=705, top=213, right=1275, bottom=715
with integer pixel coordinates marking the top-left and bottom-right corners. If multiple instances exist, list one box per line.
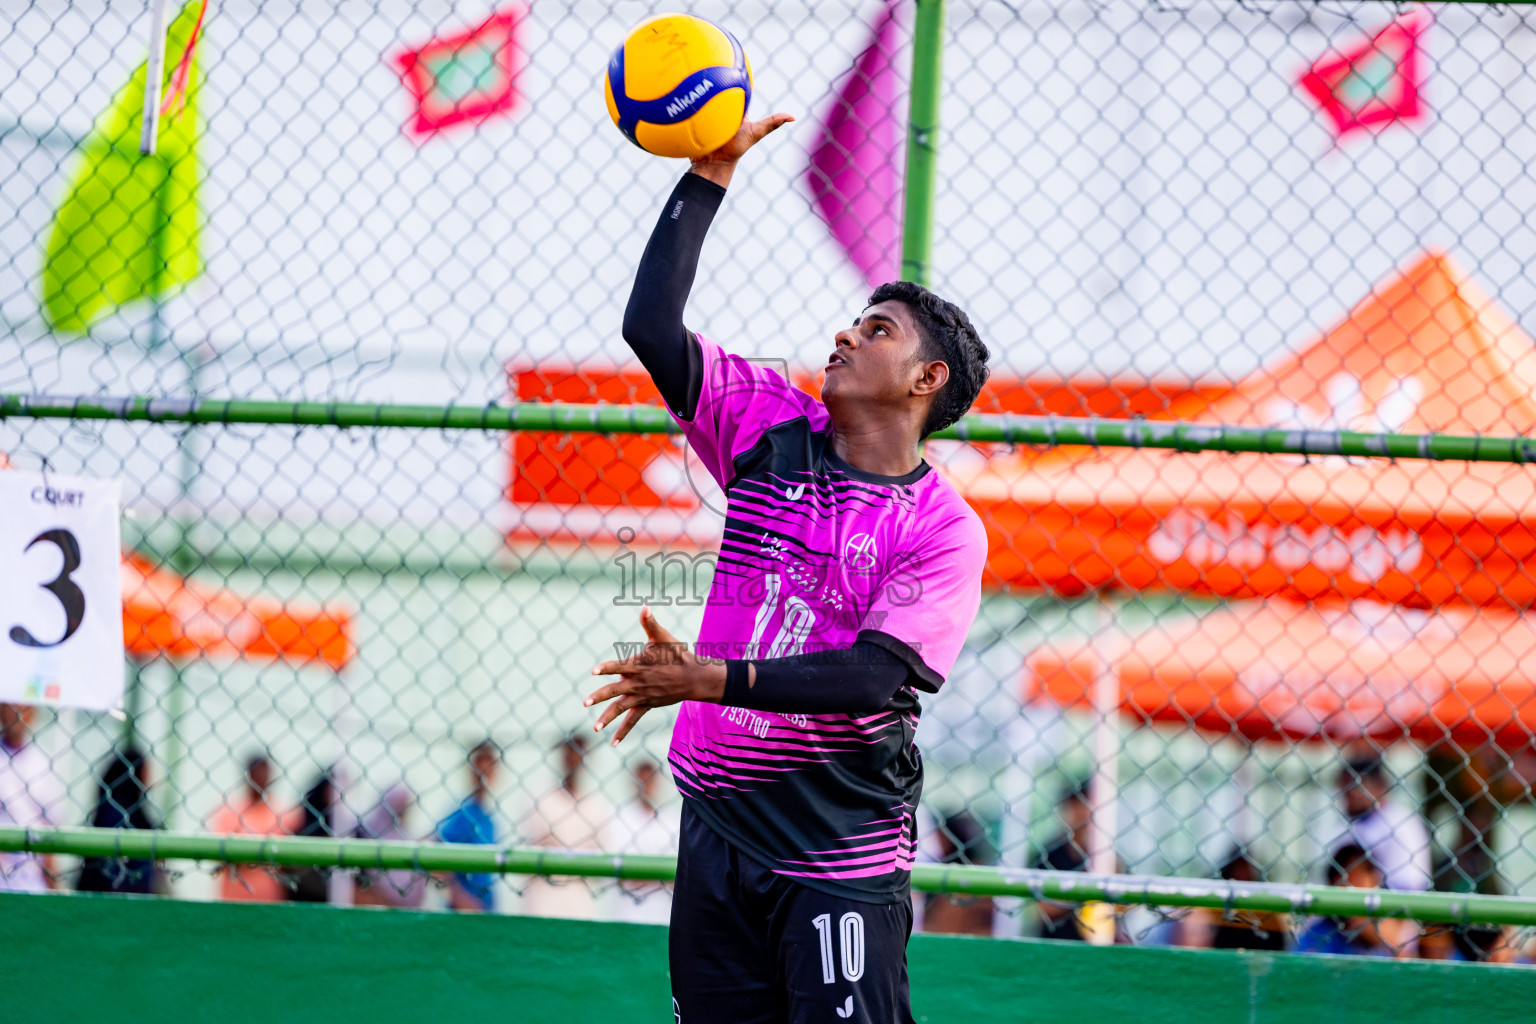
left=953, top=252, right=1536, bottom=611
left=1025, top=600, right=1536, bottom=749
left=505, top=366, right=1226, bottom=547
left=122, top=552, right=353, bottom=670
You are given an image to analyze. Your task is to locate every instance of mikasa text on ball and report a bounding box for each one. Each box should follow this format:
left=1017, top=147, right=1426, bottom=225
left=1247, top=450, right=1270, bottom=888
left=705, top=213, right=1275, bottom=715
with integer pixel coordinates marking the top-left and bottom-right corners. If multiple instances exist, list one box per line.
left=605, top=14, right=753, bottom=159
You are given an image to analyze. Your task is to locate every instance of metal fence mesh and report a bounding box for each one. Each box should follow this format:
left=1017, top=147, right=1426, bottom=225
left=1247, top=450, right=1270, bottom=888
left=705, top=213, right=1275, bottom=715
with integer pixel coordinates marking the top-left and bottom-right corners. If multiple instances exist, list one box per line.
left=5, top=0, right=1536, bottom=954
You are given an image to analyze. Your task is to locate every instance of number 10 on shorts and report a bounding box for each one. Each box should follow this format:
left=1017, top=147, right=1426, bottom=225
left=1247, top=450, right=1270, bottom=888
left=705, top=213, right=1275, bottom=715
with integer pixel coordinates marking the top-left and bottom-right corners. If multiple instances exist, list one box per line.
left=812, top=912, right=865, bottom=984
left=0, top=469, right=124, bottom=711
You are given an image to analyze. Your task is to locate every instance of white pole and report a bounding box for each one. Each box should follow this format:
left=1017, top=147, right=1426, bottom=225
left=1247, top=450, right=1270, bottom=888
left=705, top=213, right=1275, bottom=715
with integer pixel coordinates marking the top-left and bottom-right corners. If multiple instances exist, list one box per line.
left=139, top=0, right=173, bottom=156
left=329, top=667, right=359, bottom=906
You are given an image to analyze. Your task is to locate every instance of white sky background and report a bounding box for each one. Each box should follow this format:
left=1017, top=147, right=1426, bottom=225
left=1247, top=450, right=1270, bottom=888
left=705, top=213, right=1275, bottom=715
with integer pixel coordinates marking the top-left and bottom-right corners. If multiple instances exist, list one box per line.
left=2, top=0, right=1535, bottom=521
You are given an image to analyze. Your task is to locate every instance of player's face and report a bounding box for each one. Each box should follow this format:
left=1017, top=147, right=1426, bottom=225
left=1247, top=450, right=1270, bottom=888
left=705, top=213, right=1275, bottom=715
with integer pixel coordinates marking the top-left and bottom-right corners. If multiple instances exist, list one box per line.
left=1343, top=861, right=1383, bottom=890
left=0, top=704, right=30, bottom=746
left=471, top=750, right=501, bottom=792
left=246, top=758, right=272, bottom=795
left=823, top=300, right=932, bottom=408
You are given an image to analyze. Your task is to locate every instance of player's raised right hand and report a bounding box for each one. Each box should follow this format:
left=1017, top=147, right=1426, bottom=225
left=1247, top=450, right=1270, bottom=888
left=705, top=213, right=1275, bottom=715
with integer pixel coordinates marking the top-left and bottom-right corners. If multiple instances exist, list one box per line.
left=688, top=113, right=795, bottom=188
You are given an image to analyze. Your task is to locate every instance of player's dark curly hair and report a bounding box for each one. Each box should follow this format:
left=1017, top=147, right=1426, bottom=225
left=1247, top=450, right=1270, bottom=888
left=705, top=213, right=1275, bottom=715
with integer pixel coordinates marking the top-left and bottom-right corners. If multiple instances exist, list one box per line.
left=868, top=281, right=991, bottom=437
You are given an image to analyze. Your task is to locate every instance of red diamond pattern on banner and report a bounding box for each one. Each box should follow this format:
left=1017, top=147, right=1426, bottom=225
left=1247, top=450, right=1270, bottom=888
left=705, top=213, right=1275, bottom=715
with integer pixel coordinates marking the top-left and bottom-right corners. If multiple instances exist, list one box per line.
left=1300, top=11, right=1427, bottom=142
left=393, top=6, right=528, bottom=138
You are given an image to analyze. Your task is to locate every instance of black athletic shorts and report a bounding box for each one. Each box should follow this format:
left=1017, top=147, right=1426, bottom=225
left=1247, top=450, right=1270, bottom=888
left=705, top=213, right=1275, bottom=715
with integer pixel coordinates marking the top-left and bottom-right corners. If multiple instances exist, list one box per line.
left=669, top=802, right=916, bottom=1024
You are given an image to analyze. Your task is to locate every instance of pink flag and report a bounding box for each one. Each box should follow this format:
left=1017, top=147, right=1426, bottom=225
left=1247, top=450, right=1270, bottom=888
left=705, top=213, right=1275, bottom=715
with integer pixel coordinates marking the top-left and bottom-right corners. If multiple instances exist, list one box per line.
left=807, top=4, right=903, bottom=288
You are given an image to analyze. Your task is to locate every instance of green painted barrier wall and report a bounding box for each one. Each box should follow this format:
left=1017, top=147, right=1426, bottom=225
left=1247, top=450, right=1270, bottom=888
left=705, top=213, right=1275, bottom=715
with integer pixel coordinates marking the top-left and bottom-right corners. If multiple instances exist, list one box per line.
left=1, top=893, right=1527, bottom=1023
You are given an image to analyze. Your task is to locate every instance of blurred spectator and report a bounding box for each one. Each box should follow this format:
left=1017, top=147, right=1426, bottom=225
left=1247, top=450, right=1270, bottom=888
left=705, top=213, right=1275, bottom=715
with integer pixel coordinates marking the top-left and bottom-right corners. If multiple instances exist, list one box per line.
left=1417, top=927, right=1466, bottom=962
left=609, top=759, right=677, bottom=925
left=1487, top=927, right=1536, bottom=965
left=1029, top=780, right=1091, bottom=942
left=1294, top=844, right=1394, bottom=956
left=1180, top=849, right=1286, bottom=951
left=521, top=732, right=612, bottom=919
left=1425, top=741, right=1518, bottom=899
left=922, top=810, right=998, bottom=936
left=0, top=703, right=62, bottom=892
left=206, top=753, right=290, bottom=902
left=76, top=746, right=161, bottom=895
left=1457, top=923, right=1514, bottom=962
left=355, top=784, right=426, bottom=909
left=1437, top=802, right=1500, bottom=894
left=1432, top=801, right=1506, bottom=961
left=437, top=740, right=500, bottom=912
left=287, top=766, right=340, bottom=903
left=1329, top=755, right=1431, bottom=892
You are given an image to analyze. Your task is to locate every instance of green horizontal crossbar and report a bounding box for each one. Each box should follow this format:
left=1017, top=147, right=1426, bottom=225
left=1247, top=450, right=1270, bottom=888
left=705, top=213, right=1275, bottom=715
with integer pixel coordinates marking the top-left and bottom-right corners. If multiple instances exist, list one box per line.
left=6, top=827, right=1536, bottom=926
left=5, top=394, right=1536, bottom=463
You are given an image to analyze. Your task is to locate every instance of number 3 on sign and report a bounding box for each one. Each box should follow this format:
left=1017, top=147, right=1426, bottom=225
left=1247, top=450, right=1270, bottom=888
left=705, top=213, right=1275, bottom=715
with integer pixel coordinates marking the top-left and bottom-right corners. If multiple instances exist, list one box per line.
left=0, top=470, right=124, bottom=711
left=10, top=528, right=87, bottom=647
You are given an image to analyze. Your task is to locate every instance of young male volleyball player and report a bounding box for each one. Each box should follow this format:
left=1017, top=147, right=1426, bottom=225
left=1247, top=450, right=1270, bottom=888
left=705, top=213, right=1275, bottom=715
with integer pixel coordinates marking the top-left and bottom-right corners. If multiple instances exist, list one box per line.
left=585, top=112, right=991, bottom=1024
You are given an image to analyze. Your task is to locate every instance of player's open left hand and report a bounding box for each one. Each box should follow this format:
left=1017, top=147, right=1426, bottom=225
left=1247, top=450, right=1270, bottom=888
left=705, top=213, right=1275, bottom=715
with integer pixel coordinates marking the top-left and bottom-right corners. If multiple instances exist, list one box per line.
left=585, top=607, right=727, bottom=746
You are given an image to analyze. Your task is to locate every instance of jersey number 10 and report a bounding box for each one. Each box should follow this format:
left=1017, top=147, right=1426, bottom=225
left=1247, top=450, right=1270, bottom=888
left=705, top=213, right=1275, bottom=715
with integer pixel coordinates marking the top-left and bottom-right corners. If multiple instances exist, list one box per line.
left=748, top=574, right=816, bottom=658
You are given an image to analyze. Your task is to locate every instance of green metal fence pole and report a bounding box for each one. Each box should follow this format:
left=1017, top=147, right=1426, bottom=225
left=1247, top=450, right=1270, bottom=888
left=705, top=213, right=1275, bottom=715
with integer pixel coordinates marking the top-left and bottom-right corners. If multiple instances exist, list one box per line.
left=6, top=396, right=1536, bottom=464
left=121, top=657, right=145, bottom=748
left=8, top=826, right=1536, bottom=927
left=119, top=152, right=177, bottom=759
left=161, top=343, right=205, bottom=830
left=900, top=0, right=946, bottom=286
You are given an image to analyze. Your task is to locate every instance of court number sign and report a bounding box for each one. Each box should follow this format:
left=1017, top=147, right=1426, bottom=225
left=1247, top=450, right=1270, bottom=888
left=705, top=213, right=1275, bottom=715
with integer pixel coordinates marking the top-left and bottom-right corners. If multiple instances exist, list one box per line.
left=0, top=470, right=123, bottom=711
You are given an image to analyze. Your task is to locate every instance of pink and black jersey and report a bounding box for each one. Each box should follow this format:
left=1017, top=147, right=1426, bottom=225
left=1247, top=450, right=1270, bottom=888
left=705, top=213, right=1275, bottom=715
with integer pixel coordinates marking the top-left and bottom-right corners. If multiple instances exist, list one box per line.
left=667, top=336, right=988, bottom=904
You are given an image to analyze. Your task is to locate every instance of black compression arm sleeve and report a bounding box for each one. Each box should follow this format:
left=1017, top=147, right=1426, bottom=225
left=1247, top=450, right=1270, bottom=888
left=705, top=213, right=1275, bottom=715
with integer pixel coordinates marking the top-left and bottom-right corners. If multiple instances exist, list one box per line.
left=720, top=642, right=911, bottom=716
left=621, top=173, right=726, bottom=420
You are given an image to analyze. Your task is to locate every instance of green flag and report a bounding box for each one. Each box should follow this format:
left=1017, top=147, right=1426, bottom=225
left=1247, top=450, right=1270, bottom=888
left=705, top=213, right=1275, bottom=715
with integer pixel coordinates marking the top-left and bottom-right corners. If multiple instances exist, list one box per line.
left=42, top=0, right=205, bottom=334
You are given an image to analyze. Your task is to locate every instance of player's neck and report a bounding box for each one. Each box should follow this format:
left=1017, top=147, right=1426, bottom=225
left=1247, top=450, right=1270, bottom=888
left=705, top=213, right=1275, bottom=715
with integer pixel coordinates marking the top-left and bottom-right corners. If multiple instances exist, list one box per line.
left=829, top=421, right=924, bottom=478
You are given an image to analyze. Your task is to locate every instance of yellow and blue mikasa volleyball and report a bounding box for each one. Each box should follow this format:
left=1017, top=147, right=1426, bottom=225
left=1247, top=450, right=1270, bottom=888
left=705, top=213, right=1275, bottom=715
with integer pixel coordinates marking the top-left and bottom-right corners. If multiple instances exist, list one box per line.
left=605, top=14, right=753, bottom=159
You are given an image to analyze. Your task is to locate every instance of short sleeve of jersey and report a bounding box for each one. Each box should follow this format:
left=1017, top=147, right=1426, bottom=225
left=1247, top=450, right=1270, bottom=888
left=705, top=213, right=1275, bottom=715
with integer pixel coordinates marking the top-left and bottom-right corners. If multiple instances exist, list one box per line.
left=436, top=807, right=472, bottom=845
left=206, top=804, right=236, bottom=834
left=35, top=764, right=62, bottom=828
left=0, top=748, right=61, bottom=829
left=858, top=505, right=988, bottom=692
left=673, top=335, right=826, bottom=490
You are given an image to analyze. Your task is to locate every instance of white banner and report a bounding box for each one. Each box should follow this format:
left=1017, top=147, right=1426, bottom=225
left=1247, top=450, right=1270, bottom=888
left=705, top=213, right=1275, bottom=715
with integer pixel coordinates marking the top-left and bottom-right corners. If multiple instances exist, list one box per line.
left=0, top=469, right=124, bottom=711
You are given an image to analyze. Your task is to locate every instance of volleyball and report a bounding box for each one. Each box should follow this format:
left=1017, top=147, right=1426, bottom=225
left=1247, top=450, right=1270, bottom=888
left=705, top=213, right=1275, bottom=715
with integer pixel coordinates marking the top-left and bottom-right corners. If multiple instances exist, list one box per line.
left=605, top=14, right=752, bottom=159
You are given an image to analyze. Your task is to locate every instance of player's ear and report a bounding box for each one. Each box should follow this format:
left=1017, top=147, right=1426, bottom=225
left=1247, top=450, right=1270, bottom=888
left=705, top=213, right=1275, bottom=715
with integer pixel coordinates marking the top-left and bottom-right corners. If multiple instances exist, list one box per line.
left=911, top=358, right=949, bottom=399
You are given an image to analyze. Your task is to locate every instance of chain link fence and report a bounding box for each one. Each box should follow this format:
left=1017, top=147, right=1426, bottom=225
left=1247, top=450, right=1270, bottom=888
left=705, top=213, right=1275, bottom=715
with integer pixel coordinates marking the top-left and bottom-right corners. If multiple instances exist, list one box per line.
left=5, top=0, right=1536, bottom=955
